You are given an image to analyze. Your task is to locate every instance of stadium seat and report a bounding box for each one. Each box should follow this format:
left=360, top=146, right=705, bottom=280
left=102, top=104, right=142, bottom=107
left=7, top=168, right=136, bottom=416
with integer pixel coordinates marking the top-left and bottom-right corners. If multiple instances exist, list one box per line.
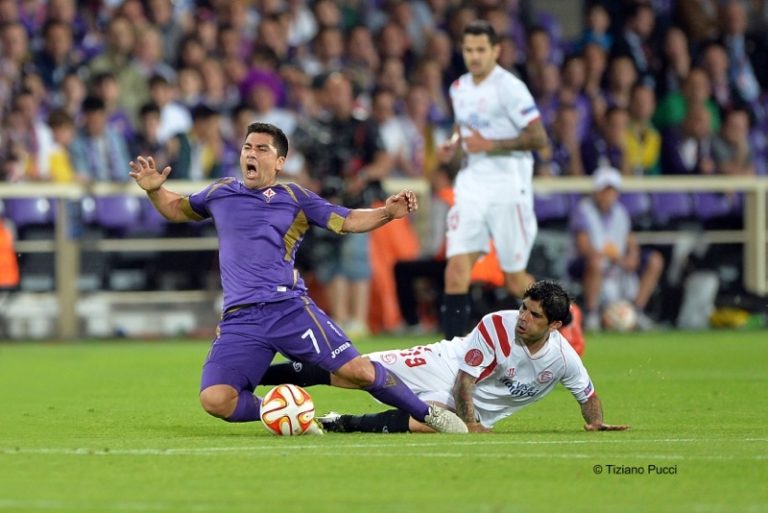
left=650, top=192, right=692, bottom=226
left=618, top=192, right=650, bottom=221
left=534, top=193, right=572, bottom=224
left=3, top=197, right=54, bottom=230
left=691, top=192, right=742, bottom=221
left=92, top=195, right=142, bottom=233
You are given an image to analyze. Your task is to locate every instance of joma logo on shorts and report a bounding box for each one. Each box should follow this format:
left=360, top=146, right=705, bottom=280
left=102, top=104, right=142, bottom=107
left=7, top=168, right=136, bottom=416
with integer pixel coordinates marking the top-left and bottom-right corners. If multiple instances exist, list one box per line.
left=331, top=342, right=351, bottom=359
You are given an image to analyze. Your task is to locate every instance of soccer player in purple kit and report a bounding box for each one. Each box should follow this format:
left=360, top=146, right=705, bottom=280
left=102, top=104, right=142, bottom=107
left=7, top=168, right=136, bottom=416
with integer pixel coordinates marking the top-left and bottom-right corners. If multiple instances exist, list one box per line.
left=128, top=122, right=468, bottom=434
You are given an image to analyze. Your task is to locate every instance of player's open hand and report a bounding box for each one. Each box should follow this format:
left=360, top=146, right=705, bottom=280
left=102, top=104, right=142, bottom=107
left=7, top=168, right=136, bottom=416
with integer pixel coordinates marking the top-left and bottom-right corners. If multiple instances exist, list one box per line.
left=584, top=422, right=630, bottom=431
left=463, top=127, right=494, bottom=153
left=384, top=190, right=418, bottom=219
left=129, top=156, right=171, bottom=193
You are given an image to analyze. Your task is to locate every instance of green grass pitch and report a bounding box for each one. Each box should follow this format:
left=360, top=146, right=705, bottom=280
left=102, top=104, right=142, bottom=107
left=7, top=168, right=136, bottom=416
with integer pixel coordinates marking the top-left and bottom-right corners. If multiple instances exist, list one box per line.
left=1, top=330, right=766, bottom=513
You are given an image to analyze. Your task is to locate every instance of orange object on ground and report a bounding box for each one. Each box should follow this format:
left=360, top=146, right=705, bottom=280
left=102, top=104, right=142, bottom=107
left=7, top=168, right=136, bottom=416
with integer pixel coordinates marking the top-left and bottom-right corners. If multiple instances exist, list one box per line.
left=558, top=303, right=586, bottom=356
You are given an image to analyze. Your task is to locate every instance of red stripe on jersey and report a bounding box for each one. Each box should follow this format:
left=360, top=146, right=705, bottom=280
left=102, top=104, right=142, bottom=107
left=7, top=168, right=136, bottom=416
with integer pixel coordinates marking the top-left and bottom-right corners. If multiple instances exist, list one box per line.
left=492, top=314, right=511, bottom=357
left=475, top=360, right=497, bottom=384
left=477, top=321, right=495, bottom=351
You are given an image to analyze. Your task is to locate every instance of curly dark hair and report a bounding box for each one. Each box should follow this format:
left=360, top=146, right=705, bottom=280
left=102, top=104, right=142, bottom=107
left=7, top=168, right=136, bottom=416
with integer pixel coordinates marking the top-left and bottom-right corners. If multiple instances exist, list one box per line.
left=523, top=280, right=573, bottom=325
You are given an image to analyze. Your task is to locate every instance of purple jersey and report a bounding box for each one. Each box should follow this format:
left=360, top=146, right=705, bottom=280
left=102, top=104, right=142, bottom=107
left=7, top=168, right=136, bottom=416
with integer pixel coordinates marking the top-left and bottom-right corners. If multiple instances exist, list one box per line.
left=184, top=178, right=350, bottom=310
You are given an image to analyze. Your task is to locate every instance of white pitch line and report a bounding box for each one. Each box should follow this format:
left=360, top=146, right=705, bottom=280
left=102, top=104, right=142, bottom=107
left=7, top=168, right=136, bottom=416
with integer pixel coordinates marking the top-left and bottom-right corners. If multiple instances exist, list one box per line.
left=1, top=437, right=766, bottom=459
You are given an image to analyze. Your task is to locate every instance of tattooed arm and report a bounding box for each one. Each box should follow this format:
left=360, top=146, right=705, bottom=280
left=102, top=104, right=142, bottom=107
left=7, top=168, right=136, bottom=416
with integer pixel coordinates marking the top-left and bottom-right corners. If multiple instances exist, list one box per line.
left=452, top=370, right=491, bottom=433
left=581, top=394, right=630, bottom=431
left=462, top=118, right=549, bottom=155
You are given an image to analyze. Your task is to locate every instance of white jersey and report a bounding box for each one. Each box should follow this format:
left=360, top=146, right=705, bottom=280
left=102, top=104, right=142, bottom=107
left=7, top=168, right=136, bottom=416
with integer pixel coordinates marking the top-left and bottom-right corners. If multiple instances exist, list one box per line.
left=449, top=65, right=541, bottom=204
left=368, top=310, right=594, bottom=428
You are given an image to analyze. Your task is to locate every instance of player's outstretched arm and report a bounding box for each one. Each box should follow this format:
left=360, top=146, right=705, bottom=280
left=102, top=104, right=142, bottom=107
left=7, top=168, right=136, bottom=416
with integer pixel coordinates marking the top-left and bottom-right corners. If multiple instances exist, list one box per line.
left=129, top=156, right=196, bottom=222
left=341, top=190, right=418, bottom=233
left=580, top=394, right=630, bottom=431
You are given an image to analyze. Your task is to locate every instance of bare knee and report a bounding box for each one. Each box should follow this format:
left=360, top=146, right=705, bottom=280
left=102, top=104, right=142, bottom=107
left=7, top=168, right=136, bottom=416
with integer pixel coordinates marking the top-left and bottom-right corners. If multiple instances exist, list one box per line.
left=199, top=384, right=238, bottom=419
left=334, top=356, right=376, bottom=388
left=505, top=271, right=534, bottom=298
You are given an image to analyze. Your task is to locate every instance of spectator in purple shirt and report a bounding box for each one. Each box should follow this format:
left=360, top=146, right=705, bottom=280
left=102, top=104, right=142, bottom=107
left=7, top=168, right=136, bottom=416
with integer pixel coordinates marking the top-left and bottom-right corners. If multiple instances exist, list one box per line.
left=128, top=122, right=468, bottom=434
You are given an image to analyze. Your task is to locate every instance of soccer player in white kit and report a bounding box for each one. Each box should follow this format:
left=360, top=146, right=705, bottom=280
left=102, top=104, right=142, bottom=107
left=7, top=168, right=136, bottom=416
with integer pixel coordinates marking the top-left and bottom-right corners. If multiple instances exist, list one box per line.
left=262, top=281, right=629, bottom=433
left=439, top=20, right=549, bottom=340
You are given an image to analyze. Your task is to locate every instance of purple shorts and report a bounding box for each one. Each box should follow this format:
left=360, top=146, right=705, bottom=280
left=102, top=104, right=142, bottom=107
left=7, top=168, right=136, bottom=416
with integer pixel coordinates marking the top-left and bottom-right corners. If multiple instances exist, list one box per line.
left=200, top=296, right=360, bottom=392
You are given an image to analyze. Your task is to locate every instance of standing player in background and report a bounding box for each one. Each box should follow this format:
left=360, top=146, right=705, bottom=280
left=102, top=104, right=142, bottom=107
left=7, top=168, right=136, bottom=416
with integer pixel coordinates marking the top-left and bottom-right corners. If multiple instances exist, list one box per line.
left=128, top=122, right=467, bottom=434
left=263, top=280, right=628, bottom=433
left=438, top=20, right=549, bottom=340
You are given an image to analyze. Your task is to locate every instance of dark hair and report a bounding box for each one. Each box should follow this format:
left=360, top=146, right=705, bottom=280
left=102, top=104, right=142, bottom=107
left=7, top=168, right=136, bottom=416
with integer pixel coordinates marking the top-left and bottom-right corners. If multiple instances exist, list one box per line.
left=139, top=101, right=161, bottom=117
left=47, top=109, right=73, bottom=128
left=245, top=122, right=289, bottom=158
left=81, top=95, right=105, bottom=113
left=523, top=280, right=573, bottom=325
left=462, top=20, right=498, bottom=46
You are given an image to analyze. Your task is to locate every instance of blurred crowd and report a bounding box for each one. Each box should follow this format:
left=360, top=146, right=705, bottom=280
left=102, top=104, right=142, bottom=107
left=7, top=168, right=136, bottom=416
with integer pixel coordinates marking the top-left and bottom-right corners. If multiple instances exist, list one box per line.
left=2, top=0, right=767, bottom=333
left=3, top=0, right=768, bottom=186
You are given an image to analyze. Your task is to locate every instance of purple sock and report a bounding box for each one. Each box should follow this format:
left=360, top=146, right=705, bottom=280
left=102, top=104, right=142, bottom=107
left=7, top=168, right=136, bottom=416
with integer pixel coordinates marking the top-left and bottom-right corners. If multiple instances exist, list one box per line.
left=226, top=390, right=261, bottom=422
left=363, top=361, right=429, bottom=422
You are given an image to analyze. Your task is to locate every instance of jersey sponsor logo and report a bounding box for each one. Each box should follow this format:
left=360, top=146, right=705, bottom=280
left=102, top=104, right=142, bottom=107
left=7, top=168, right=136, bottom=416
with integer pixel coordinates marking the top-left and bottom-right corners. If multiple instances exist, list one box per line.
left=330, top=342, right=351, bottom=359
left=262, top=188, right=276, bottom=202
left=500, top=377, right=540, bottom=398
left=464, top=349, right=483, bottom=366
left=536, top=370, right=554, bottom=384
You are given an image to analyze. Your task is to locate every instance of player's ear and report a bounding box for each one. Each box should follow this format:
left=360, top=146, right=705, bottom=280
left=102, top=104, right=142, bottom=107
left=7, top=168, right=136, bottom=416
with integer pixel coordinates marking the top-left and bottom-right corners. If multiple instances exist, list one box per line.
left=275, top=155, right=286, bottom=173
left=550, top=320, right=563, bottom=331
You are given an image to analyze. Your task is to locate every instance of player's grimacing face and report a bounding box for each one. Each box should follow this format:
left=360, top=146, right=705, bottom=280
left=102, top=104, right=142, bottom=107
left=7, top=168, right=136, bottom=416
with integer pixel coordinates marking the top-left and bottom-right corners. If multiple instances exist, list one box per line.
left=461, top=34, right=500, bottom=79
left=240, top=131, right=285, bottom=189
left=515, top=298, right=553, bottom=342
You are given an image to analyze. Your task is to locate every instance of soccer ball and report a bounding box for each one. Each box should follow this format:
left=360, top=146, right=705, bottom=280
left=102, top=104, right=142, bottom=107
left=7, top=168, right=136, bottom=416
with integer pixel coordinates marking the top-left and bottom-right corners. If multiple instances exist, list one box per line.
left=602, top=300, right=637, bottom=332
left=259, top=384, right=316, bottom=436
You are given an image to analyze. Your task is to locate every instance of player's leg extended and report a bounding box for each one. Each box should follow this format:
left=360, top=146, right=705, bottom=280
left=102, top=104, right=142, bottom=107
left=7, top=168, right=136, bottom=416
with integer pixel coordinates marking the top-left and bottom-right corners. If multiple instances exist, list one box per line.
left=320, top=402, right=454, bottom=434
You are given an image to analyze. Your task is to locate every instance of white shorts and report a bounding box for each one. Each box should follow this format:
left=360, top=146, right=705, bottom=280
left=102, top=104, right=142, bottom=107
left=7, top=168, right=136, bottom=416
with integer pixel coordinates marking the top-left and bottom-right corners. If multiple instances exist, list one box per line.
left=367, top=345, right=460, bottom=409
left=445, top=201, right=538, bottom=273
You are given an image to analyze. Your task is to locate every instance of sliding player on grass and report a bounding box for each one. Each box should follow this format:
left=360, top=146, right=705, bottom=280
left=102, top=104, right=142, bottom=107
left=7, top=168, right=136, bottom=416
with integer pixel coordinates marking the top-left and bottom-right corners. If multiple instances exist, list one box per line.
left=263, top=280, right=629, bottom=433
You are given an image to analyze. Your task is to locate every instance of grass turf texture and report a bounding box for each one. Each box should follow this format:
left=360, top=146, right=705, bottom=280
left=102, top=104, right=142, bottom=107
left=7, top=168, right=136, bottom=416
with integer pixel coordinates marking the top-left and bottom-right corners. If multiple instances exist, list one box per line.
left=1, top=331, right=766, bottom=513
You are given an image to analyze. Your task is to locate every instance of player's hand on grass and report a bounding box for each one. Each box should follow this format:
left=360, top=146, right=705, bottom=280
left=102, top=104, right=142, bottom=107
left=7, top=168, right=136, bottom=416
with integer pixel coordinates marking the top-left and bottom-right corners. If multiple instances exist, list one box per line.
left=385, top=190, right=418, bottom=219
left=129, top=156, right=171, bottom=193
left=466, top=422, right=491, bottom=433
left=584, top=422, right=630, bottom=431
